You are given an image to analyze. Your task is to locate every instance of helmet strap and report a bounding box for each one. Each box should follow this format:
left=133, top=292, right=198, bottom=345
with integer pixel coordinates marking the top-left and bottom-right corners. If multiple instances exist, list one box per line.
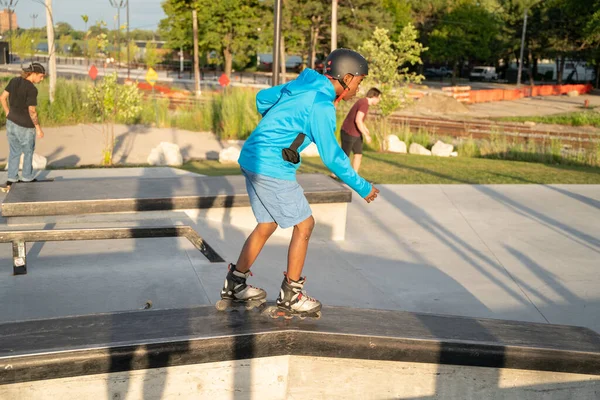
left=334, top=76, right=353, bottom=107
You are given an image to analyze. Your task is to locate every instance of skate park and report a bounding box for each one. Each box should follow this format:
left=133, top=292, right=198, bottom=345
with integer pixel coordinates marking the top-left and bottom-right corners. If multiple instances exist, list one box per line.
left=1, top=0, right=600, bottom=397
left=0, top=165, right=598, bottom=399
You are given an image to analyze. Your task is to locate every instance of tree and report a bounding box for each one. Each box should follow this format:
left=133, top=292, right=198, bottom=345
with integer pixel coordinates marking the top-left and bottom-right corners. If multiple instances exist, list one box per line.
left=84, top=73, right=142, bottom=165
left=337, top=0, right=394, bottom=50
left=428, top=2, right=501, bottom=83
left=81, top=14, right=89, bottom=61
left=54, top=22, right=74, bottom=38
left=144, top=40, right=161, bottom=68
left=160, top=0, right=264, bottom=77
left=359, top=25, right=426, bottom=150
left=57, top=34, right=73, bottom=55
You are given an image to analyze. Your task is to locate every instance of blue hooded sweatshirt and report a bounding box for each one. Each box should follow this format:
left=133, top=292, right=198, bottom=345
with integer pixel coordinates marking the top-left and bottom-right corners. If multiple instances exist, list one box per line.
left=238, top=68, right=372, bottom=199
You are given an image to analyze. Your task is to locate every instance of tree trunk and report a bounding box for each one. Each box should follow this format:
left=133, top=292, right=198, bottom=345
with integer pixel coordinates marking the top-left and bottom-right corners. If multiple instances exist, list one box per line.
left=527, top=48, right=535, bottom=86
left=224, top=45, right=233, bottom=78
left=45, top=0, right=56, bottom=103
left=596, top=61, right=600, bottom=89
left=192, top=9, right=201, bottom=97
left=557, top=56, right=565, bottom=85
left=280, top=35, right=286, bottom=83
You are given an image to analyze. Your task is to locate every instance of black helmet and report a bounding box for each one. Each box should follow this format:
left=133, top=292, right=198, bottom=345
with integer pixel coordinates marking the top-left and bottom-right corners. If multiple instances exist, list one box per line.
left=324, top=48, right=368, bottom=80
left=23, top=62, right=46, bottom=75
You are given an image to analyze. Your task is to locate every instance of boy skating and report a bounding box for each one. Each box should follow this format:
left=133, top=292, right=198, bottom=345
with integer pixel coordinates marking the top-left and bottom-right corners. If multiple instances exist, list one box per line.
left=217, top=49, right=379, bottom=319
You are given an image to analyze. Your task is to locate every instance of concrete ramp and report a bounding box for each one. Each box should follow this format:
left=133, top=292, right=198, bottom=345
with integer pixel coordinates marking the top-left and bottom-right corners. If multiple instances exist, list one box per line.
left=0, top=306, right=598, bottom=399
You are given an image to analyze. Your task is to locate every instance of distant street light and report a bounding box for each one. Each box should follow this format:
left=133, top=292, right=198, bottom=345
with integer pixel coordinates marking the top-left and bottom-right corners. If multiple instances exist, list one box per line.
left=108, top=0, right=126, bottom=67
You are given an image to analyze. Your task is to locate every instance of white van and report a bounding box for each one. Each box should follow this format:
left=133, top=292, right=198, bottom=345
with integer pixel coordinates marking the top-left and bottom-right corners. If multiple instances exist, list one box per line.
left=469, top=66, right=498, bottom=81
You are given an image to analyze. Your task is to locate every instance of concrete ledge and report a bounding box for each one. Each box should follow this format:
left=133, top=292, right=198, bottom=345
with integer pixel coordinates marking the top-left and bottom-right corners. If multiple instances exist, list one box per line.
left=1, top=306, right=598, bottom=387
left=1, top=174, right=352, bottom=217
left=1, top=356, right=599, bottom=399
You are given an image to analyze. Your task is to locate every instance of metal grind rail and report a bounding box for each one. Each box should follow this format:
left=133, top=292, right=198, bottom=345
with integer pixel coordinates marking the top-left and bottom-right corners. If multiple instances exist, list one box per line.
left=0, top=226, right=225, bottom=275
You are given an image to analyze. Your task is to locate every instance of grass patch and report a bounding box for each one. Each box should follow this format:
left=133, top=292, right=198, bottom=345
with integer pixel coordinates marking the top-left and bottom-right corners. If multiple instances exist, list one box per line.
left=499, top=111, right=600, bottom=127
left=181, top=152, right=600, bottom=184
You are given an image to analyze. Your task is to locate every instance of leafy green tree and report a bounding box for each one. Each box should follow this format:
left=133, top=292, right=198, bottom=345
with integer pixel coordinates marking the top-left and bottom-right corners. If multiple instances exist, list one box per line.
left=428, top=2, right=500, bottom=82
left=84, top=73, right=142, bottom=165
left=160, top=0, right=264, bottom=77
left=144, top=40, right=161, bottom=68
left=359, top=25, right=426, bottom=149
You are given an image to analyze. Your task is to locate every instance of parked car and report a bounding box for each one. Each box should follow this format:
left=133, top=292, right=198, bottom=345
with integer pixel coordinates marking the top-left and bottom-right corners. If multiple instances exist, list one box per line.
left=469, top=66, right=498, bottom=81
left=424, top=66, right=453, bottom=78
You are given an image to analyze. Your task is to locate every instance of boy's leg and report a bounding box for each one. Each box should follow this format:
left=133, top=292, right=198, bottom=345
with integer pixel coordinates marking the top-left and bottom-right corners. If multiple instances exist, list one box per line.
left=286, top=215, right=315, bottom=281
left=235, top=222, right=278, bottom=273
left=6, top=121, right=22, bottom=183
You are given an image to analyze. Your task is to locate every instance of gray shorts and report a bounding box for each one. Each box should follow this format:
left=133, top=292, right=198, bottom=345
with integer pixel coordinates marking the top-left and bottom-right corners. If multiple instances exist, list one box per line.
left=241, top=167, right=312, bottom=229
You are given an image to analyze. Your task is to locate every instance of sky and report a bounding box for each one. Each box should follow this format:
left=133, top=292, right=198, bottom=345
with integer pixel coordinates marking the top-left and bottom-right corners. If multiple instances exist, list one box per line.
left=10, top=0, right=165, bottom=31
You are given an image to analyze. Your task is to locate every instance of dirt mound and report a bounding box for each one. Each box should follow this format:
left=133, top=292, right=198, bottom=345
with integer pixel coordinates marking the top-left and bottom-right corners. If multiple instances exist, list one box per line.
left=410, top=93, right=470, bottom=114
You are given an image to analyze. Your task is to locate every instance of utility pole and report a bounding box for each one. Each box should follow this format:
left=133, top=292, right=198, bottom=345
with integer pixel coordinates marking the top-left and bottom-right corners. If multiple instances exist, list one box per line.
left=517, top=8, right=528, bottom=87
left=331, top=0, right=337, bottom=52
left=272, top=0, right=282, bottom=86
left=192, top=9, right=201, bottom=97
left=30, top=13, right=38, bottom=29
left=0, top=0, right=20, bottom=63
left=108, top=0, right=126, bottom=68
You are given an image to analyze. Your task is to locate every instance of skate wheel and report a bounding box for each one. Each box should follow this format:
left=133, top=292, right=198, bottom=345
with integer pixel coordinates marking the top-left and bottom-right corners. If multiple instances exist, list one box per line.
left=314, top=311, right=322, bottom=320
left=215, top=300, right=230, bottom=311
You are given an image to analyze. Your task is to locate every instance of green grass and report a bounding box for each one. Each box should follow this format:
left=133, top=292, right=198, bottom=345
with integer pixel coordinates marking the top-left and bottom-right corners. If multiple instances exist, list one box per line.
left=499, top=111, right=600, bottom=128
left=181, top=151, right=600, bottom=184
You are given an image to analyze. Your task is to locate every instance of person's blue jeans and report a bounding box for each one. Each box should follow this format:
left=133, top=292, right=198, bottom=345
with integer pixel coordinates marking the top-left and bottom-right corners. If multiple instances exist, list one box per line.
left=6, top=119, right=36, bottom=182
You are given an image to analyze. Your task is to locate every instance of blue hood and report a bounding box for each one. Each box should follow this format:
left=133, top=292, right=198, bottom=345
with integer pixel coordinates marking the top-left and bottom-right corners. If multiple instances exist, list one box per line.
left=238, top=68, right=372, bottom=199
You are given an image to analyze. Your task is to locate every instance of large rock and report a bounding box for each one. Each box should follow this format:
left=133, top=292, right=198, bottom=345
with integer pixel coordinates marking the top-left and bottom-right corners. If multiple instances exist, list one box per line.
left=567, top=90, right=579, bottom=97
left=431, top=140, right=454, bottom=157
left=219, top=146, right=241, bottom=164
left=409, top=143, right=432, bottom=156
left=301, top=142, right=320, bottom=157
left=450, top=151, right=458, bottom=157
left=4, top=153, right=47, bottom=170
left=385, top=135, right=407, bottom=153
left=147, top=142, right=183, bottom=166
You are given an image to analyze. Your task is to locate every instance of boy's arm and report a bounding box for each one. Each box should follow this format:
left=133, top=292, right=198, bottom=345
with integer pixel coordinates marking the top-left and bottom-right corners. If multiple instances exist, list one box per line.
left=0, top=91, right=9, bottom=116
left=309, top=103, right=372, bottom=198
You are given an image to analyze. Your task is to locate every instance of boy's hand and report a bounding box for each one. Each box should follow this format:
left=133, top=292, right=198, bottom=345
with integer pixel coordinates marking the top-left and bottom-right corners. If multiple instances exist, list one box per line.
left=364, top=185, right=379, bottom=203
left=36, top=127, right=44, bottom=139
left=365, top=134, right=372, bottom=144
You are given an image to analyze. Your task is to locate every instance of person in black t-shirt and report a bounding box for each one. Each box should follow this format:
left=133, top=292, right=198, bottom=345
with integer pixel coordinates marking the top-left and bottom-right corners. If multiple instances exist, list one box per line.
left=0, top=62, right=46, bottom=186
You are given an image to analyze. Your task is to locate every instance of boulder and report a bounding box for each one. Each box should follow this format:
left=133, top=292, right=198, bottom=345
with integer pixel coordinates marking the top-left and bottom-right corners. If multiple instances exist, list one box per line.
left=218, top=146, right=241, bottom=164
left=450, top=151, right=458, bottom=157
left=567, top=90, right=579, bottom=97
left=385, top=135, right=407, bottom=153
left=4, top=153, right=47, bottom=170
left=301, top=142, right=320, bottom=157
left=523, top=121, right=537, bottom=127
left=409, top=143, right=432, bottom=156
left=147, top=142, right=183, bottom=166
left=431, top=140, right=454, bottom=157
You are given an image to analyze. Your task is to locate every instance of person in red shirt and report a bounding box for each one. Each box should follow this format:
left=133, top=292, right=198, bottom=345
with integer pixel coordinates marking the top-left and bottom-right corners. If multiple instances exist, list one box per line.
left=340, top=87, right=381, bottom=172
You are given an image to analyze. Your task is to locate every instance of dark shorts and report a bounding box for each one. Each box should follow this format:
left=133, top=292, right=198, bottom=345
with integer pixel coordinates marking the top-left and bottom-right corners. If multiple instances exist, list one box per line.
left=341, top=129, right=363, bottom=155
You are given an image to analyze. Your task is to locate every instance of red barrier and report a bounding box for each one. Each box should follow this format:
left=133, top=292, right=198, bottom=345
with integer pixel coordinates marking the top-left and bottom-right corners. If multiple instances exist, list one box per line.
left=469, top=83, right=593, bottom=104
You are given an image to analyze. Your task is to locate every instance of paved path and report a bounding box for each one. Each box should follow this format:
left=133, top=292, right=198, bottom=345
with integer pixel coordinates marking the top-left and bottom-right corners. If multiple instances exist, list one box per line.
left=0, top=124, right=227, bottom=167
